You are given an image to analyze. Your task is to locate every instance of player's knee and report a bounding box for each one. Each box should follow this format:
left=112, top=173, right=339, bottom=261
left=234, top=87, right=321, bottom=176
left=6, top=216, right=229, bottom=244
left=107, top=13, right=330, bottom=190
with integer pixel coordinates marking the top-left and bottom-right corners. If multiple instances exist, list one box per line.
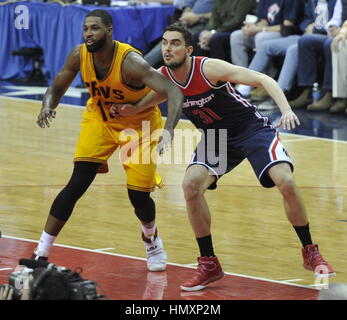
left=182, top=177, right=205, bottom=201
left=49, top=162, right=99, bottom=222
left=276, top=175, right=296, bottom=198
left=127, top=189, right=155, bottom=223
left=127, top=189, right=151, bottom=209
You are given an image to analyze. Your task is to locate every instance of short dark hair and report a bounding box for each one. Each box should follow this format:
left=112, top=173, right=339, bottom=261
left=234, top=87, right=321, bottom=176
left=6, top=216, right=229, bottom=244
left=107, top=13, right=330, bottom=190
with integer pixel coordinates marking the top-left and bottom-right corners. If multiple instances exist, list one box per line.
left=163, top=22, right=193, bottom=47
left=85, top=9, right=113, bottom=27
left=32, top=268, right=71, bottom=300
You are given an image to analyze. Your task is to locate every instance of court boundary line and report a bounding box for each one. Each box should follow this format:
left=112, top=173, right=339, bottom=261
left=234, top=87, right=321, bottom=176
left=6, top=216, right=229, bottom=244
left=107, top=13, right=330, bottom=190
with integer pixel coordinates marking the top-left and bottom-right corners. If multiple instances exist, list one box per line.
left=0, top=183, right=346, bottom=189
left=2, top=234, right=318, bottom=291
left=1, top=95, right=347, bottom=145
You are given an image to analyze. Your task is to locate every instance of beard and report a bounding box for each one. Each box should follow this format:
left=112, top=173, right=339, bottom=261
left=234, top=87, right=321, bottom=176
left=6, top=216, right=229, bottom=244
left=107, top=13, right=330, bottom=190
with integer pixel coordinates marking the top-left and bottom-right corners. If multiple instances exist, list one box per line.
left=164, top=56, right=186, bottom=70
left=85, top=35, right=107, bottom=53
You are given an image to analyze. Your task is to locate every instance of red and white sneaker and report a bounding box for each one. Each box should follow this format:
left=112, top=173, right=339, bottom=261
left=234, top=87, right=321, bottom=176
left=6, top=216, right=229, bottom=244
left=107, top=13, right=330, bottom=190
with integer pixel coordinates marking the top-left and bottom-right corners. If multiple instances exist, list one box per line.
left=31, top=248, right=49, bottom=261
left=302, top=244, right=335, bottom=277
left=180, top=256, right=224, bottom=291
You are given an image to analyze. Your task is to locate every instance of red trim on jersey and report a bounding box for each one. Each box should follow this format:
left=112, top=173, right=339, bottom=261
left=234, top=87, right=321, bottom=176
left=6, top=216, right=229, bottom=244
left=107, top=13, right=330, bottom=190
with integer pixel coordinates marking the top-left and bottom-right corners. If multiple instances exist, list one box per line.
left=271, top=137, right=280, bottom=160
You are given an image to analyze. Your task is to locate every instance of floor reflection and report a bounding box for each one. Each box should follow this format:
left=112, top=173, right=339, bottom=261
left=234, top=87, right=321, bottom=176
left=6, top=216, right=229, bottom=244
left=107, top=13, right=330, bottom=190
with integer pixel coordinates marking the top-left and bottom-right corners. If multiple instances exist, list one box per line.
left=142, top=272, right=167, bottom=300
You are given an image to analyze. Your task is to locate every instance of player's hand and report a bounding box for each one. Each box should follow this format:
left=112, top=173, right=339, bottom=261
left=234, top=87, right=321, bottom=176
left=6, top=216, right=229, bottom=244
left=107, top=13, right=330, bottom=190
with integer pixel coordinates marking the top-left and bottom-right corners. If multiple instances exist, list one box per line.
left=0, top=285, right=13, bottom=300
left=198, top=30, right=212, bottom=50
left=110, top=104, right=138, bottom=117
left=179, top=12, right=199, bottom=27
left=276, top=110, right=300, bottom=130
left=37, top=107, right=56, bottom=128
left=157, top=128, right=173, bottom=156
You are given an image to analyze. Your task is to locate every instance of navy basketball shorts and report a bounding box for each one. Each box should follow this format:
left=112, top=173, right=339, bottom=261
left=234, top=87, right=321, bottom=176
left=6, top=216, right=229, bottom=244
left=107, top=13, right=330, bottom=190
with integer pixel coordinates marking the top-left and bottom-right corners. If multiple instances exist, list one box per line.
left=188, top=121, right=293, bottom=189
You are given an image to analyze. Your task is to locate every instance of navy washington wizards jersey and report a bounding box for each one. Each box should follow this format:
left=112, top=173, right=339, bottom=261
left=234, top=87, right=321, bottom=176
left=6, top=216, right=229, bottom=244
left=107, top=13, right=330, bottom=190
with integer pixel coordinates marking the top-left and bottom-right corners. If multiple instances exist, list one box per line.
left=161, top=56, right=270, bottom=132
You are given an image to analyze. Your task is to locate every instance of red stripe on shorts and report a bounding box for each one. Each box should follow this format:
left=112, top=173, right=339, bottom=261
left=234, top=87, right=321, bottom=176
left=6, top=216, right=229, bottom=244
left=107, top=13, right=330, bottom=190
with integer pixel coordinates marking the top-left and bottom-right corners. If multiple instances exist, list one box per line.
left=271, top=137, right=279, bottom=160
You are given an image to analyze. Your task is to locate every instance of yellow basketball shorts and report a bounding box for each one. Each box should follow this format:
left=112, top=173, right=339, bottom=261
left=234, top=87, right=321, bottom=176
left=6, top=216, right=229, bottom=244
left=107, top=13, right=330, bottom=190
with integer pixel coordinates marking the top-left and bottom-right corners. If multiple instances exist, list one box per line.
left=74, top=108, right=163, bottom=192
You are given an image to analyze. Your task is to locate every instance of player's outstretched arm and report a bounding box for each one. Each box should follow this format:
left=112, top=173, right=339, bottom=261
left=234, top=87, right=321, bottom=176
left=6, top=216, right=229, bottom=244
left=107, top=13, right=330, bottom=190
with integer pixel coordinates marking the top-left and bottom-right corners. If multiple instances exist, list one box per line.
left=123, top=52, right=183, bottom=130
left=37, top=46, right=80, bottom=128
left=123, top=52, right=184, bottom=153
left=203, top=58, right=300, bottom=131
left=110, top=89, right=167, bottom=118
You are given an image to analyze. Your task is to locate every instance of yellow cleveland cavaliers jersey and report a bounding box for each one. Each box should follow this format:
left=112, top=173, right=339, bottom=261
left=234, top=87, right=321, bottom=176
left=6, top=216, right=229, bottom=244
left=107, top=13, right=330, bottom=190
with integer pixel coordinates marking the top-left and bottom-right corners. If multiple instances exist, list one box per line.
left=80, top=41, right=160, bottom=130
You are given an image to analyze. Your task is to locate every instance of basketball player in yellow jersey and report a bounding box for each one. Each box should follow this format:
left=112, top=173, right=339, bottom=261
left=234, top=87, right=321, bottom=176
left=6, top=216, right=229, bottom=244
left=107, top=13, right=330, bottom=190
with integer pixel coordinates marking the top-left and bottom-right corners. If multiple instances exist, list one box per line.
left=34, top=10, right=184, bottom=271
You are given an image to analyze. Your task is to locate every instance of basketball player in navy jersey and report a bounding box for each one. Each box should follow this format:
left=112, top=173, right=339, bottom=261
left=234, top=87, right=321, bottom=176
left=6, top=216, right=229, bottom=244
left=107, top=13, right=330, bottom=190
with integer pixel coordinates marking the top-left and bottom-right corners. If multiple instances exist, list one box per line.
left=110, top=22, right=335, bottom=291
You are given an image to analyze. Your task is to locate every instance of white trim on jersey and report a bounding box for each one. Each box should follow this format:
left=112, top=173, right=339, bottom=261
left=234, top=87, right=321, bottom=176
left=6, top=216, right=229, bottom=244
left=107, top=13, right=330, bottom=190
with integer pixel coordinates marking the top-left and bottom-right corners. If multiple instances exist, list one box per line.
left=268, top=134, right=280, bottom=162
left=166, top=57, right=196, bottom=89
left=226, top=82, right=253, bottom=108
left=199, top=57, right=226, bottom=89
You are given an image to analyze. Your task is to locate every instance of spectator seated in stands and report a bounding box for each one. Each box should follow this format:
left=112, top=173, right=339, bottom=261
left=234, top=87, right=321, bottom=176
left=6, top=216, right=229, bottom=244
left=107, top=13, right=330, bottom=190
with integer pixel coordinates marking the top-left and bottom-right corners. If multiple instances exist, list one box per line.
left=192, top=0, right=257, bottom=62
left=237, top=0, right=337, bottom=110
left=230, top=0, right=305, bottom=102
left=331, top=19, right=347, bottom=114
left=289, top=0, right=346, bottom=111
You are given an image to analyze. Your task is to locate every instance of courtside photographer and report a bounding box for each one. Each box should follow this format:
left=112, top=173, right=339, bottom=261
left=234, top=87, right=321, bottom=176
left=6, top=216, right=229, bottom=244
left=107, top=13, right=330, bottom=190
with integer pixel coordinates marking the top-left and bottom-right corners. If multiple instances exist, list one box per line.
left=0, top=259, right=102, bottom=300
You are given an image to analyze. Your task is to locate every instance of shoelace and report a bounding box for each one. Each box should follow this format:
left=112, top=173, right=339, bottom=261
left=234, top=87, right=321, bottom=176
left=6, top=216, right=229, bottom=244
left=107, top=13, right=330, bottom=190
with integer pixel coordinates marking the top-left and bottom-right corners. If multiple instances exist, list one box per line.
left=187, top=261, right=218, bottom=283
left=146, top=241, right=165, bottom=258
left=196, top=260, right=217, bottom=275
left=307, top=247, right=328, bottom=266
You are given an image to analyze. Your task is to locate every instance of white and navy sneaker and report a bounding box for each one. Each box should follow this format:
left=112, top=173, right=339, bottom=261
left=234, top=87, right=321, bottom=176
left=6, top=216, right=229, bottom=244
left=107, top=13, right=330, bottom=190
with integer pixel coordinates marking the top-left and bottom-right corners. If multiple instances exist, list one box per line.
left=31, top=248, right=49, bottom=261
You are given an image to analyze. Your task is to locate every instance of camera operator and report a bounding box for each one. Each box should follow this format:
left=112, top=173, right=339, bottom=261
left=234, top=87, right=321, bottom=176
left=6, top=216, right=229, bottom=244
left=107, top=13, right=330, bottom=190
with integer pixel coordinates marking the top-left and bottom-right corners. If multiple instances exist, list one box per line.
left=0, top=259, right=100, bottom=300
left=0, top=265, right=71, bottom=300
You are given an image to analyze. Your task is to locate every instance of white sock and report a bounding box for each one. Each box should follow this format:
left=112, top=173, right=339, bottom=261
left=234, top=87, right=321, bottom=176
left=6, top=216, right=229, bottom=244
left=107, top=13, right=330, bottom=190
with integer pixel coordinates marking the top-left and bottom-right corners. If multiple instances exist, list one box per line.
left=37, top=231, right=56, bottom=256
left=142, top=225, right=156, bottom=239
left=237, top=85, right=252, bottom=97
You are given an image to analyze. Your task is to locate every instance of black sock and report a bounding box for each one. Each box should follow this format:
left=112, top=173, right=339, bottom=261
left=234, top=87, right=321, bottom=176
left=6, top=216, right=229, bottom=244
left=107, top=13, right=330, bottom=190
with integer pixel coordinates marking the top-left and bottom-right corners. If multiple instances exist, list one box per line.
left=196, top=235, right=215, bottom=257
left=293, top=223, right=313, bottom=248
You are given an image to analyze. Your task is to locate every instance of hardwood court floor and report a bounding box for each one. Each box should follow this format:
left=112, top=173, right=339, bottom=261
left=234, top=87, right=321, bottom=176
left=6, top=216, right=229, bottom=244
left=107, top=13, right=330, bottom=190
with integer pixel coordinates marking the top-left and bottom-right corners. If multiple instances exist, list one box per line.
left=1, top=96, right=347, bottom=296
